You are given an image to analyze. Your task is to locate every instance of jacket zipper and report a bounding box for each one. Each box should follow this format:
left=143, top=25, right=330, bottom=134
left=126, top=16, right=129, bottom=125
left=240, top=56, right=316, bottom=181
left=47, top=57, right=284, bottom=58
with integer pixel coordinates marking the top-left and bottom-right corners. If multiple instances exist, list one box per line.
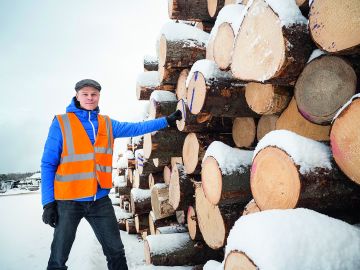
left=89, top=111, right=97, bottom=201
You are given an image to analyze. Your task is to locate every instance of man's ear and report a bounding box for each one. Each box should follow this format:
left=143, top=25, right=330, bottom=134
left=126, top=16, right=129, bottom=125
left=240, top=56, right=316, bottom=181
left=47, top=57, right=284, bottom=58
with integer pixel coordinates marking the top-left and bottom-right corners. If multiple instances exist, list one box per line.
left=75, top=93, right=79, bottom=100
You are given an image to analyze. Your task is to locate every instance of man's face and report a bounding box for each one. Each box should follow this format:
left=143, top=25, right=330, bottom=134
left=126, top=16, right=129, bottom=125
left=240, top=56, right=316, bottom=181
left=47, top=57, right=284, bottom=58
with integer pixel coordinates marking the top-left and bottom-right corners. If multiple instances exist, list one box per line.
left=76, top=87, right=100, bottom=110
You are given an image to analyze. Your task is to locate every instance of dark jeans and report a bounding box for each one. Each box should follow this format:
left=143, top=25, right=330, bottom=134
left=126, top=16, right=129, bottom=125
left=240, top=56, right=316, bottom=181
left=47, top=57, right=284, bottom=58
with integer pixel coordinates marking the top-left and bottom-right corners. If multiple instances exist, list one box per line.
left=47, top=196, right=128, bottom=270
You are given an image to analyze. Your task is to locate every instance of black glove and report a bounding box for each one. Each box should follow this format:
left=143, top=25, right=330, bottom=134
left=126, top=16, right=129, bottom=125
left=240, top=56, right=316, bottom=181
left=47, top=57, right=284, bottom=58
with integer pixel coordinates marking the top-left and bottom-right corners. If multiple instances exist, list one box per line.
left=42, top=201, right=58, bottom=228
left=166, top=110, right=182, bottom=127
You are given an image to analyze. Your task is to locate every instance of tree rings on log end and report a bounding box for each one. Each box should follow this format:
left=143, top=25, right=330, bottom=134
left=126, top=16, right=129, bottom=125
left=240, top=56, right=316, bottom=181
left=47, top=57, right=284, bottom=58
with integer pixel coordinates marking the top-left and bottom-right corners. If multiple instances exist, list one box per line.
left=257, top=115, right=278, bottom=141
left=295, top=56, right=356, bottom=125
left=232, top=117, right=256, bottom=148
left=202, top=156, right=223, bottom=205
left=176, top=99, right=186, bottom=131
left=231, top=0, right=285, bottom=81
left=224, top=251, right=257, bottom=270
left=195, top=185, right=226, bottom=249
left=183, top=133, right=200, bottom=174
left=176, top=69, right=189, bottom=100
left=251, top=147, right=301, bottom=210
left=143, top=133, right=152, bottom=159
left=158, top=34, right=167, bottom=82
left=169, top=164, right=181, bottom=210
left=187, top=206, right=201, bottom=241
left=309, top=0, right=360, bottom=53
left=331, top=98, right=360, bottom=185
left=214, top=22, right=234, bottom=70
left=187, top=72, right=206, bottom=115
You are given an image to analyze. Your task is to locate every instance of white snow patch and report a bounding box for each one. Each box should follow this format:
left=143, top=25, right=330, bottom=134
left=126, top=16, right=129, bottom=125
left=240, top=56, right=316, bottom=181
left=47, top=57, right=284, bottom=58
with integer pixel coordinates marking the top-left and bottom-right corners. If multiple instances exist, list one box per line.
left=186, top=59, right=232, bottom=87
left=150, top=90, right=177, bottom=102
left=124, top=149, right=135, bottom=159
left=113, top=175, right=125, bottom=187
left=160, top=21, right=209, bottom=45
left=333, top=93, right=360, bottom=122
left=131, top=188, right=151, bottom=202
left=204, top=260, right=223, bottom=270
left=146, top=233, right=190, bottom=255
left=137, top=71, right=160, bottom=87
left=265, top=0, right=307, bottom=26
left=203, top=141, right=253, bottom=175
left=225, top=208, right=360, bottom=270
left=254, top=130, right=332, bottom=174
left=144, top=54, right=158, bottom=63
left=307, top=49, right=326, bottom=63
left=117, top=156, right=128, bottom=169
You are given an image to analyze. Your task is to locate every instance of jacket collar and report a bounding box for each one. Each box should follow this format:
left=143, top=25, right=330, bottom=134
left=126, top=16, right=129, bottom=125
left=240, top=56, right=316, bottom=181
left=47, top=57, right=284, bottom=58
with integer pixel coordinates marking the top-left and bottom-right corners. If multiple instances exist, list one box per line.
left=66, top=97, right=99, bottom=121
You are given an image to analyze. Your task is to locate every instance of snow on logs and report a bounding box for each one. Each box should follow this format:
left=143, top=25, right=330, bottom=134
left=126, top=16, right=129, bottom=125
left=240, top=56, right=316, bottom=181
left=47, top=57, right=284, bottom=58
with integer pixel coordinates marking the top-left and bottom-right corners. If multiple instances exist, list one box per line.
left=182, top=132, right=234, bottom=174
left=276, top=98, right=330, bottom=141
left=294, top=53, right=357, bottom=125
left=168, top=0, right=223, bottom=22
left=144, top=55, right=158, bottom=72
left=224, top=209, right=360, bottom=270
left=151, top=183, right=175, bottom=219
left=148, top=90, right=177, bottom=119
left=176, top=99, right=233, bottom=133
left=213, top=4, right=245, bottom=70
left=186, top=59, right=258, bottom=118
left=251, top=130, right=360, bottom=218
left=201, top=141, right=253, bottom=205
left=136, top=71, right=174, bottom=101
left=331, top=94, right=360, bottom=186
left=158, top=22, right=209, bottom=85
left=144, top=233, right=223, bottom=266
left=231, top=0, right=313, bottom=85
left=309, top=0, right=360, bottom=54
left=130, top=188, right=152, bottom=215
left=148, top=211, right=178, bottom=235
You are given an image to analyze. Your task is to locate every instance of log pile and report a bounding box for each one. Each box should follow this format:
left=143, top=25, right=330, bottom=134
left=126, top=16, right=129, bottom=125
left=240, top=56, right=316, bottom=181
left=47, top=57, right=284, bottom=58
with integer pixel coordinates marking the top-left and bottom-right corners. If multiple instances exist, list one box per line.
left=113, top=0, right=360, bottom=268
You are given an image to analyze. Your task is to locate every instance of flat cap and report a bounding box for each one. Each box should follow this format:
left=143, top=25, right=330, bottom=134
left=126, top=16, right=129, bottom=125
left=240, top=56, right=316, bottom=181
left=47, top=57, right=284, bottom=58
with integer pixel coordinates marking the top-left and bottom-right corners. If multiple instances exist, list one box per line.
left=75, top=79, right=101, bottom=91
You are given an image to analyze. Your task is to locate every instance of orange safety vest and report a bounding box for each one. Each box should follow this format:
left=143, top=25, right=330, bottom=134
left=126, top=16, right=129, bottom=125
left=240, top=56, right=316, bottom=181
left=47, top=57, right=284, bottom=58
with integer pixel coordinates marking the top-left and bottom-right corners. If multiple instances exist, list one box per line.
left=54, top=112, right=114, bottom=200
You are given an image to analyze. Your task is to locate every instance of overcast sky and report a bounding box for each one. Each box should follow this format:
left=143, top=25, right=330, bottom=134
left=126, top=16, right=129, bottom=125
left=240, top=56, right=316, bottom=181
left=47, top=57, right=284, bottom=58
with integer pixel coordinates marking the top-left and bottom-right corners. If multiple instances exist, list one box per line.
left=0, top=0, right=169, bottom=173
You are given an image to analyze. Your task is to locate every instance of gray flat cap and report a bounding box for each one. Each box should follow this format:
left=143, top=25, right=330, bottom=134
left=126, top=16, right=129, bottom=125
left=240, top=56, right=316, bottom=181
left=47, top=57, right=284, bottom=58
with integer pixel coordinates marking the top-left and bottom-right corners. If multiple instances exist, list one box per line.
left=75, top=79, right=101, bottom=91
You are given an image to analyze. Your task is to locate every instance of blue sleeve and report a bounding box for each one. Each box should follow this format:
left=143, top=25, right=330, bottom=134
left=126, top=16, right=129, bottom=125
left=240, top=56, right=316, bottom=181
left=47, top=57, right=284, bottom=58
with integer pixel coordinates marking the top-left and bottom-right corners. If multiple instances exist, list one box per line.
left=41, top=118, right=62, bottom=206
left=112, top=117, right=168, bottom=138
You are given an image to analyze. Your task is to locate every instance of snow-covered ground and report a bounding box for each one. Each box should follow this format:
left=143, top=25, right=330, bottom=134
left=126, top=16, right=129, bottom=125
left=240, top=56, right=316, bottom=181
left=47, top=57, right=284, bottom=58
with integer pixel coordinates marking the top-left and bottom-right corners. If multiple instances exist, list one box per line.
left=0, top=190, right=192, bottom=270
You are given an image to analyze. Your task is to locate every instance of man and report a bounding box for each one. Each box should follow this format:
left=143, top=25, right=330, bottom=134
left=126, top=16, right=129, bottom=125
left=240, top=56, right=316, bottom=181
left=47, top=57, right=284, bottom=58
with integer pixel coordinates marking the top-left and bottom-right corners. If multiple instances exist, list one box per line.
left=41, top=79, right=182, bottom=270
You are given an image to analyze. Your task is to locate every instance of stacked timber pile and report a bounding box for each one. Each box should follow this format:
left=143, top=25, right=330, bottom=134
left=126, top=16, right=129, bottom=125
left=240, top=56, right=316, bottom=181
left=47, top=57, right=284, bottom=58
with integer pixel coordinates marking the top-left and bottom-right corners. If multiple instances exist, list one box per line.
left=113, top=0, right=360, bottom=268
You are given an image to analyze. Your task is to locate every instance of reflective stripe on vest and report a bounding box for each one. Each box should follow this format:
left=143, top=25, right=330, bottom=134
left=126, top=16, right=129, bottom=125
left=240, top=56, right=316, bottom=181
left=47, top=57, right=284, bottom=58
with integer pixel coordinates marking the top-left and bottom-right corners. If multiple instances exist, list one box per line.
left=54, top=113, right=113, bottom=200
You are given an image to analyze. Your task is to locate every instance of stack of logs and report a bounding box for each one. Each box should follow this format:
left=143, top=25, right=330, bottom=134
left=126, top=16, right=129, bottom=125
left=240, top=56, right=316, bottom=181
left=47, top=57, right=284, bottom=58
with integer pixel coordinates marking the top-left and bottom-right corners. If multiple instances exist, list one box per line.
left=115, top=0, right=360, bottom=268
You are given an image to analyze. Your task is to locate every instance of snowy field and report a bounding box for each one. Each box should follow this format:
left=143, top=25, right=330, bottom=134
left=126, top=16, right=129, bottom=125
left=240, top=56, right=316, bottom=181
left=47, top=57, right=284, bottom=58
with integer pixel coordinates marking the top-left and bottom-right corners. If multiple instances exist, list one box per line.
left=0, top=191, right=192, bottom=270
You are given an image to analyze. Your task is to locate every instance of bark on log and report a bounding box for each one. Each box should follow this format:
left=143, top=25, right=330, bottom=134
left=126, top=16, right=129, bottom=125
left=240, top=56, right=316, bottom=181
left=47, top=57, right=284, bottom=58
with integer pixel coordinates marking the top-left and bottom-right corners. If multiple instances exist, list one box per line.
left=149, top=173, right=164, bottom=189
left=151, top=184, right=175, bottom=219
left=118, top=218, right=127, bottom=231
left=182, top=132, right=234, bottom=174
left=144, top=233, right=223, bottom=266
left=331, top=97, right=360, bottom=186
left=132, top=170, right=150, bottom=189
left=126, top=218, right=137, bottom=234
left=186, top=69, right=259, bottom=117
left=231, top=0, right=313, bottom=85
left=245, top=82, right=292, bottom=115
left=136, top=71, right=175, bottom=100
left=135, top=214, right=149, bottom=233
left=153, top=157, right=170, bottom=168
left=169, top=163, right=199, bottom=211
left=144, top=55, right=159, bottom=71
left=138, top=158, right=164, bottom=175
left=195, top=21, right=214, bottom=33
left=231, top=117, right=257, bottom=148
left=119, top=184, right=132, bottom=196
left=168, top=0, right=215, bottom=22
left=195, top=183, right=245, bottom=249
left=251, top=143, right=360, bottom=218
left=148, top=211, right=178, bottom=235
left=128, top=159, right=136, bottom=169
left=126, top=169, right=133, bottom=187
left=257, top=114, right=279, bottom=141
left=155, top=224, right=188, bottom=235
left=131, top=188, right=152, bottom=215
left=276, top=98, right=330, bottom=141
left=149, top=99, right=177, bottom=119
left=187, top=205, right=203, bottom=241
left=144, top=129, right=187, bottom=159
left=294, top=55, right=357, bottom=125
left=202, top=152, right=252, bottom=206
left=308, top=0, right=360, bottom=54
left=176, top=99, right=233, bottom=133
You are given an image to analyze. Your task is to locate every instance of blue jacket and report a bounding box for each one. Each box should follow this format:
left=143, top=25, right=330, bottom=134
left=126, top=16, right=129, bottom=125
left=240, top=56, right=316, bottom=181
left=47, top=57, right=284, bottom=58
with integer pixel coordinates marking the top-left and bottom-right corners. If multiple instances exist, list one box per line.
left=41, top=97, right=168, bottom=206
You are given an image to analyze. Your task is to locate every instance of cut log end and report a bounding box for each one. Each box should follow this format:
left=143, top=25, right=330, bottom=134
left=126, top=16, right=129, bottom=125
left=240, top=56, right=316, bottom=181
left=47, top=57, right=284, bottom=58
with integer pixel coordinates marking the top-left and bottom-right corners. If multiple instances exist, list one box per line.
left=242, top=199, right=260, bottom=216
left=169, top=164, right=181, bottom=210
left=231, top=0, right=285, bottom=81
left=207, top=0, right=219, bottom=18
left=224, top=251, right=257, bottom=270
left=176, top=69, right=189, bottom=100
left=143, top=133, right=152, bottom=159
left=202, top=156, right=223, bottom=205
left=331, top=99, right=360, bottom=186
left=214, top=22, right=234, bottom=70
left=232, top=117, right=256, bottom=148
left=183, top=133, right=200, bottom=174
left=176, top=99, right=186, bottom=131
left=257, top=114, right=278, bottom=141
left=158, top=35, right=167, bottom=82
left=251, top=147, right=301, bottom=210
left=187, top=206, right=199, bottom=240
left=309, top=0, right=360, bottom=53
left=144, top=240, right=151, bottom=264
left=187, top=72, right=206, bottom=115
